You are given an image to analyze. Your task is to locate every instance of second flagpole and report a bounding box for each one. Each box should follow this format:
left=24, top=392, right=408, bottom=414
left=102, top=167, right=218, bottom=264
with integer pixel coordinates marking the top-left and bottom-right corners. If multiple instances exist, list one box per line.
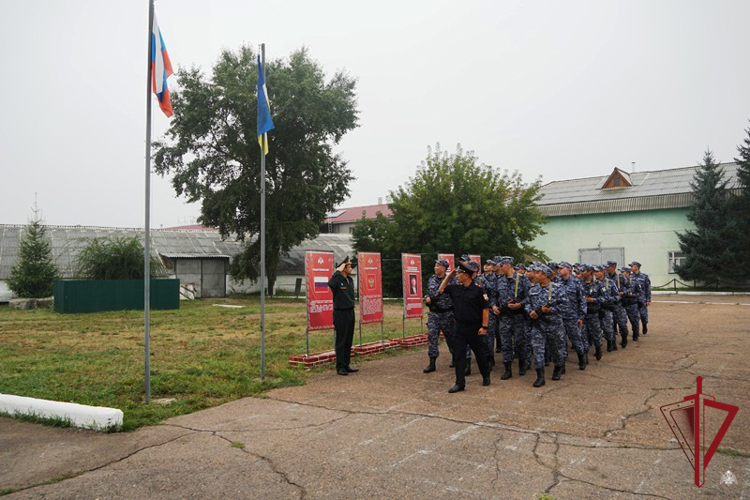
left=260, top=43, right=267, bottom=381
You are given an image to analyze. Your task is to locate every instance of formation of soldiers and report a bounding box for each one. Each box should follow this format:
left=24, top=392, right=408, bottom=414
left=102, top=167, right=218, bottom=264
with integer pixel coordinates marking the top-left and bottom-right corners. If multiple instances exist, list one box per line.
left=424, top=256, right=651, bottom=388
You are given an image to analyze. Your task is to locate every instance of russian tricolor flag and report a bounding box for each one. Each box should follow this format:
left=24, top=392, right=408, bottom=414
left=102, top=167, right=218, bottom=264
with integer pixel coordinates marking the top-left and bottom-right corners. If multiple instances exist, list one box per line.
left=151, top=13, right=173, bottom=118
left=314, top=276, right=328, bottom=289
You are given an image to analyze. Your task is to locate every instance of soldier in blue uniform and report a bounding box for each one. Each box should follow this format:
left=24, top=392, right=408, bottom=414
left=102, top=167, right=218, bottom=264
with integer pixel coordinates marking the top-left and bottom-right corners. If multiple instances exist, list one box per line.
left=437, top=261, right=492, bottom=393
left=556, top=261, right=588, bottom=370
left=493, top=256, right=529, bottom=380
left=579, top=264, right=604, bottom=360
left=515, top=263, right=533, bottom=371
left=479, top=259, right=498, bottom=368
left=594, top=265, right=619, bottom=352
left=525, top=264, right=569, bottom=387
left=620, top=267, right=642, bottom=341
left=605, top=261, right=630, bottom=348
left=423, top=259, right=456, bottom=373
left=629, top=261, right=651, bottom=335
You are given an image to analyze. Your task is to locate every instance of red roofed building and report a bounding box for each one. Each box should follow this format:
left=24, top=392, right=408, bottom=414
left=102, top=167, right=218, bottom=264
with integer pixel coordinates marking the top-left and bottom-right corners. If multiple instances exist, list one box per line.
left=320, top=203, right=393, bottom=234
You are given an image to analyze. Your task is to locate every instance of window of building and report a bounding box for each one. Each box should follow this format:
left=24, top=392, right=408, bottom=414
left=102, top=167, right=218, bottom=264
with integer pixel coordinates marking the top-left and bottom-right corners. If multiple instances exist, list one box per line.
left=668, top=251, right=685, bottom=273
left=613, top=178, right=620, bottom=186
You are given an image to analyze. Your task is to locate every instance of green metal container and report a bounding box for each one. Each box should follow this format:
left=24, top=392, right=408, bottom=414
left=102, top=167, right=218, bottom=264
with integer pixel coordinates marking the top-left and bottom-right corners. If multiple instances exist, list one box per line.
left=54, top=279, right=180, bottom=313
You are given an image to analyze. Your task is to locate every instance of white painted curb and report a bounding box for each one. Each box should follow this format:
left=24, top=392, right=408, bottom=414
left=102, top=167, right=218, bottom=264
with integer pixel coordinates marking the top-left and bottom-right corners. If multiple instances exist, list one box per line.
left=0, top=394, right=123, bottom=431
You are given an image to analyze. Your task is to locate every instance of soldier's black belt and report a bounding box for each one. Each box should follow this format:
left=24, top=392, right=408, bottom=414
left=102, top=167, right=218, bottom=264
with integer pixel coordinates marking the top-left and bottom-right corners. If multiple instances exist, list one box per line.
left=429, top=306, right=452, bottom=314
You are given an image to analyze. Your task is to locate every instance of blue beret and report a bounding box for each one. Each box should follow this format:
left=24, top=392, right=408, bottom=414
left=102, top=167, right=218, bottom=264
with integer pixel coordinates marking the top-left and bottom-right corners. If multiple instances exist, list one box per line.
left=558, top=261, right=572, bottom=270
left=605, top=260, right=617, bottom=268
left=498, top=256, right=514, bottom=266
left=467, top=260, right=480, bottom=272
left=593, top=265, right=605, bottom=272
left=580, top=264, right=594, bottom=272
left=459, top=254, right=470, bottom=262
left=629, top=261, right=641, bottom=267
left=435, top=259, right=450, bottom=269
left=547, top=261, right=559, bottom=270
left=573, top=262, right=581, bottom=267
left=620, top=267, right=631, bottom=273
left=538, top=264, right=553, bottom=277
left=485, top=259, right=496, bottom=265
left=514, top=263, right=526, bottom=271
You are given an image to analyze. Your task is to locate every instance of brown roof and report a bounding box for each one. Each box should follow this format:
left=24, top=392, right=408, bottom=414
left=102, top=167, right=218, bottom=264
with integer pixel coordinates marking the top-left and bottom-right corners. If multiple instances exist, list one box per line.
left=325, top=204, right=393, bottom=224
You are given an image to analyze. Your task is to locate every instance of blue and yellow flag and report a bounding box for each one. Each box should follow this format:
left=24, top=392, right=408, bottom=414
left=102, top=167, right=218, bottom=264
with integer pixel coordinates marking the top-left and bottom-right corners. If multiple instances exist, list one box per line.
left=257, top=55, right=275, bottom=154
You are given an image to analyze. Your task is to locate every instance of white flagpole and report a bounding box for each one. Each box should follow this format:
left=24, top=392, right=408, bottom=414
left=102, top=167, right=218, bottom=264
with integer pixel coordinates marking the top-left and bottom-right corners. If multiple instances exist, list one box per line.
left=143, top=0, right=154, bottom=403
left=260, top=43, right=267, bottom=381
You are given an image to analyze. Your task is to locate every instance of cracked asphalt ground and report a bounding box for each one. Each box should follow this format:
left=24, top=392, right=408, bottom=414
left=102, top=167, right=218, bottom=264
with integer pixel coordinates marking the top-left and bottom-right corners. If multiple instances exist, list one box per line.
left=2, top=296, right=749, bottom=499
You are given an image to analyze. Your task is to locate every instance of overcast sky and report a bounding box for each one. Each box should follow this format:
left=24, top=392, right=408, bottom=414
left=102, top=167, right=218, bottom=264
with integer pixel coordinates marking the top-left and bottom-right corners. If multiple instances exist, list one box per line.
left=2, top=0, right=749, bottom=228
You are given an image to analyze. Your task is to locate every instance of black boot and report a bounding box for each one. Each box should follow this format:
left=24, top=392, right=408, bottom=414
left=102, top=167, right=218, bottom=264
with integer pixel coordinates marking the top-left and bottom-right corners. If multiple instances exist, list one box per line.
left=584, top=351, right=589, bottom=366
left=643, top=323, right=648, bottom=335
left=606, top=339, right=613, bottom=352
left=552, top=365, right=562, bottom=381
left=465, top=363, right=472, bottom=376
left=423, top=357, right=436, bottom=373
left=633, top=333, right=639, bottom=342
left=449, top=359, right=456, bottom=368
left=501, top=362, right=513, bottom=380
left=518, top=358, right=526, bottom=376
left=577, top=351, right=586, bottom=370
left=612, top=338, right=618, bottom=351
left=561, top=360, right=566, bottom=374
left=488, top=354, right=495, bottom=369
left=621, top=334, right=627, bottom=348
left=533, top=368, right=545, bottom=387
left=595, top=344, right=602, bottom=360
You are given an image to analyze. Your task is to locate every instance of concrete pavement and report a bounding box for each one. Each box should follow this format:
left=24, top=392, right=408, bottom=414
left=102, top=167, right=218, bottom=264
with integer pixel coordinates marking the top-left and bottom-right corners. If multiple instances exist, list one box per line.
left=2, top=298, right=749, bottom=499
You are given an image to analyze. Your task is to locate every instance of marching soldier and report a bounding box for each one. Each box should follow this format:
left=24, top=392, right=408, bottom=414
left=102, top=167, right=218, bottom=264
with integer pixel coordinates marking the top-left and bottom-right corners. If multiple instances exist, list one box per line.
left=493, top=256, right=529, bottom=380
left=423, top=259, right=456, bottom=373
left=580, top=264, right=604, bottom=360
left=525, top=264, right=570, bottom=387
left=594, top=265, right=619, bottom=352
left=556, top=261, right=588, bottom=370
left=629, top=261, right=651, bottom=335
left=620, top=267, right=642, bottom=341
left=605, top=261, right=630, bottom=348
left=479, top=260, right=498, bottom=367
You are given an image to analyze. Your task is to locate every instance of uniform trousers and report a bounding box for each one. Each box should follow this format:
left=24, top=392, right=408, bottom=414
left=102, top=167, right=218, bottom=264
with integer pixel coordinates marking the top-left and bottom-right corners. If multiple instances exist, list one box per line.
left=427, top=311, right=455, bottom=358
left=562, top=316, right=587, bottom=354
left=638, top=301, right=649, bottom=329
left=500, top=312, right=527, bottom=364
left=624, top=302, right=640, bottom=339
left=531, top=317, right=565, bottom=369
left=582, top=312, right=603, bottom=349
left=453, top=322, right=491, bottom=388
left=600, top=309, right=615, bottom=343
left=613, top=303, right=630, bottom=339
left=333, top=308, right=355, bottom=370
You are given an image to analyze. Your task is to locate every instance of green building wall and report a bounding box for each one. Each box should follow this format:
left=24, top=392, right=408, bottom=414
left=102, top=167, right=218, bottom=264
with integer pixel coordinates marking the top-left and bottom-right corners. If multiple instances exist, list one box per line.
left=531, top=208, right=694, bottom=288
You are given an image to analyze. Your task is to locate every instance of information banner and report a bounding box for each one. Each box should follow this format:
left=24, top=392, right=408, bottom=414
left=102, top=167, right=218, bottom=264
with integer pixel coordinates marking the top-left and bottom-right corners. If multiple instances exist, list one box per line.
left=358, top=252, right=383, bottom=324
left=469, top=254, right=481, bottom=265
left=437, top=253, right=455, bottom=273
left=305, top=250, right=334, bottom=331
left=401, top=253, right=423, bottom=319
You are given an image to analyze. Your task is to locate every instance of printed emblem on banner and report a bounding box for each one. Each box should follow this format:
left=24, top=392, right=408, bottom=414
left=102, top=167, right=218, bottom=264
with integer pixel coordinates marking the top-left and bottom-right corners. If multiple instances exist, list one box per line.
left=368, top=276, right=375, bottom=289
left=318, top=257, right=324, bottom=264
left=368, top=258, right=373, bottom=264
left=410, top=259, right=414, bottom=265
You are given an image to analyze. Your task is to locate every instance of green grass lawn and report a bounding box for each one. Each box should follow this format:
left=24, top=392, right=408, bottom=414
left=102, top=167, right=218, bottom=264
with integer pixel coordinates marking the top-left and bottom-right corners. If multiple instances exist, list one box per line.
left=0, top=296, right=425, bottom=431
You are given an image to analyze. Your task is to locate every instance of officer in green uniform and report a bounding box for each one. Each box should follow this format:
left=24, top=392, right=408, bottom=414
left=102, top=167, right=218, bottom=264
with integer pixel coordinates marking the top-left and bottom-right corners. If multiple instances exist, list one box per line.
left=328, top=257, right=358, bottom=376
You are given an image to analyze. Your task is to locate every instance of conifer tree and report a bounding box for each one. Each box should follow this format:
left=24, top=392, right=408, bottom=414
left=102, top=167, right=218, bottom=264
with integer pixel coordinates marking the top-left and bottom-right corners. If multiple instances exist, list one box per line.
left=8, top=215, right=60, bottom=298
left=675, top=149, right=732, bottom=286
left=729, top=123, right=750, bottom=278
